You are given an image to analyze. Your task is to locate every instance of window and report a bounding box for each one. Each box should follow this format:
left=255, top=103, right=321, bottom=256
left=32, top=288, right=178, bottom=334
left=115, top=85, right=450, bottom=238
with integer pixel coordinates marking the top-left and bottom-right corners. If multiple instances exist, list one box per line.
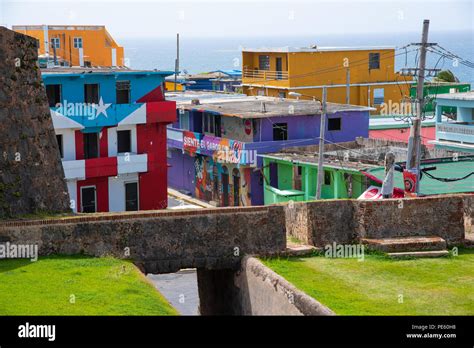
left=179, top=111, right=190, bottom=130
left=269, top=162, right=278, bottom=188
left=328, top=117, right=341, bottom=131
left=116, top=81, right=130, bottom=104
left=50, top=37, right=60, bottom=49
left=81, top=186, right=96, bottom=213
left=56, top=134, right=63, bottom=158
left=203, top=113, right=221, bottom=136
left=293, top=166, right=302, bottom=191
left=278, top=91, right=286, bottom=99
left=273, top=123, right=288, bottom=141
left=324, top=171, right=332, bottom=186
left=369, top=53, right=380, bottom=70
left=46, top=84, right=61, bottom=107
left=214, top=115, right=222, bottom=137
left=83, top=132, right=99, bottom=159
left=117, top=130, right=131, bottom=153
left=73, top=37, right=83, bottom=49
left=259, top=55, right=270, bottom=70
left=84, top=84, right=99, bottom=104
left=125, top=182, right=139, bottom=211
left=373, top=88, right=385, bottom=105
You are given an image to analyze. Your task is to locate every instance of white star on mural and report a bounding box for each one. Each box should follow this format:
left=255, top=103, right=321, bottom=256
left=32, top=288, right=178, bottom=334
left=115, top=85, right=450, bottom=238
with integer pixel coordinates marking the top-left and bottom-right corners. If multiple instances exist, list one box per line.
left=93, top=97, right=111, bottom=118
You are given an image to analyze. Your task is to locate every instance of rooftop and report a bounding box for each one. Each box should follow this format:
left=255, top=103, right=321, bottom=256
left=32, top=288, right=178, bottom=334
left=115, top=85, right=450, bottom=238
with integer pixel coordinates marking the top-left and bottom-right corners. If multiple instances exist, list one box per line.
left=242, top=46, right=395, bottom=53
left=41, top=67, right=175, bottom=77
left=13, top=25, right=107, bottom=31
left=176, top=96, right=374, bottom=119
left=260, top=150, right=379, bottom=171
left=366, top=156, right=474, bottom=195
left=436, top=91, right=474, bottom=101
left=166, top=90, right=248, bottom=104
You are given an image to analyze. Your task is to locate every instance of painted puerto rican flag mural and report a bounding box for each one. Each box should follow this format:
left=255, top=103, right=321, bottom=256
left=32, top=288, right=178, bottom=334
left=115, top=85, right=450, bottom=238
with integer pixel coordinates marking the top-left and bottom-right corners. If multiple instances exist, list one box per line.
left=45, top=70, right=176, bottom=213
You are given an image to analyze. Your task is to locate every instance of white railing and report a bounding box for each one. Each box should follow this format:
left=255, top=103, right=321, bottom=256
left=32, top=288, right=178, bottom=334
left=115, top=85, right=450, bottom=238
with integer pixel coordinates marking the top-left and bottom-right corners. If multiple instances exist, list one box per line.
left=243, top=68, right=289, bottom=81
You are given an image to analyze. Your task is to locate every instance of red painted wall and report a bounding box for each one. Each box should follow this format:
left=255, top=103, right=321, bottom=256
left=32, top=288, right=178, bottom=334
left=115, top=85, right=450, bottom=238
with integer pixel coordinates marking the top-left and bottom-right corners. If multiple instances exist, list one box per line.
left=75, top=130, right=84, bottom=160
left=85, top=157, right=117, bottom=178
left=137, top=123, right=168, bottom=210
left=99, top=127, right=108, bottom=158
left=76, top=176, right=109, bottom=212
left=369, top=126, right=436, bottom=148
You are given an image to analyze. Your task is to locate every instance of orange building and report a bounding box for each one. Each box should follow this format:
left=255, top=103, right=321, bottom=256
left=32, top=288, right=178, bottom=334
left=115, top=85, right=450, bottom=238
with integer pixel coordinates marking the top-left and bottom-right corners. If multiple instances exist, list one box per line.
left=13, top=25, right=125, bottom=67
left=242, top=46, right=413, bottom=114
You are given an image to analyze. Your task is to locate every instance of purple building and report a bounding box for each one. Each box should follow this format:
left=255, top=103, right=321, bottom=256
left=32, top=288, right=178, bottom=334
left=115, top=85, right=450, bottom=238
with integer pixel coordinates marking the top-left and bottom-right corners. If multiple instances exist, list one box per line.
left=166, top=93, right=371, bottom=206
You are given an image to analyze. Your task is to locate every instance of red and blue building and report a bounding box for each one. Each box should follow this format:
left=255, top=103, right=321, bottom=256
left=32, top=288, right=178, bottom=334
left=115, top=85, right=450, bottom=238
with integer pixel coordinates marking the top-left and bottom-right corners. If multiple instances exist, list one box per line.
left=42, top=68, right=176, bottom=213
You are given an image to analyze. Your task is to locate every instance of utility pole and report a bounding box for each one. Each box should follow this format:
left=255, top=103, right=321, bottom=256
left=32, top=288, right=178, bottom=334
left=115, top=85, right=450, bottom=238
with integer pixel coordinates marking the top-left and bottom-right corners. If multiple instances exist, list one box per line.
left=407, top=19, right=430, bottom=194
left=316, top=86, right=327, bottom=200
left=345, top=68, right=350, bottom=104
left=174, top=33, right=180, bottom=92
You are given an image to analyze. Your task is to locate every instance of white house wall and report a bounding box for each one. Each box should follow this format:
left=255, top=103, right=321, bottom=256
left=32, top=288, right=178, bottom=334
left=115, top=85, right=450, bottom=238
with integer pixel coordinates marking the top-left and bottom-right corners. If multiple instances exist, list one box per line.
left=108, top=173, right=139, bottom=212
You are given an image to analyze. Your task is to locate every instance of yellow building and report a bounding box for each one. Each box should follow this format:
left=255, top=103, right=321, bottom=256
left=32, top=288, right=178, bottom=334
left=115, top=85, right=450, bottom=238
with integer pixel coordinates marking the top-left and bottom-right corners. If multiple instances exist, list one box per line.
left=13, top=25, right=125, bottom=67
left=242, top=46, right=413, bottom=114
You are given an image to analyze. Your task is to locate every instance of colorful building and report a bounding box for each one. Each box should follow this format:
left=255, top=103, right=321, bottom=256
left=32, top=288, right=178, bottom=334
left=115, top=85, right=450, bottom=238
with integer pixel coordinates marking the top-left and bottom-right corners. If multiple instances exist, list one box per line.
left=241, top=46, right=413, bottom=114
left=166, top=92, right=372, bottom=206
left=365, top=156, right=474, bottom=196
left=410, top=82, right=471, bottom=113
left=42, top=67, right=175, bottom=213
left=369, top=116, right=436, bottom=148
left=260, top=151, right=376, bottom=205
left=430, top=91, right=474, bottom=153
left=14, top=25, right=125, bottom=67
left=181, top=70, right=242, bottom=92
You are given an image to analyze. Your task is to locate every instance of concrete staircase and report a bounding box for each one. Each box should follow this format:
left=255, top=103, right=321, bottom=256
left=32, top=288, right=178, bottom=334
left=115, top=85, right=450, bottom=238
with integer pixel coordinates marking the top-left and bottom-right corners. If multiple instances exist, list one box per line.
left=361, top=236, right=449, bottom=258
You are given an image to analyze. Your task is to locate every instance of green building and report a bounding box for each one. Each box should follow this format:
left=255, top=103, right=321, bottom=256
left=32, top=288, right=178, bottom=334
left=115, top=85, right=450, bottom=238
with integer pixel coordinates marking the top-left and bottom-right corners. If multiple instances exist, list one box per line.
left=260, top=151, right=376, bottom=205
left=410, top=82, right=471, bottom=113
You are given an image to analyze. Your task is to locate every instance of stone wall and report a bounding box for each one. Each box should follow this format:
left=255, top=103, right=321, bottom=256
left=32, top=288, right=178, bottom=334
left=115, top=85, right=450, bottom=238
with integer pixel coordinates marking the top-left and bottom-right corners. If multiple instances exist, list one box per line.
left=285, top=194, right=470, bottom=246
left=234, top=256, right=334, bottom=315
left=197, top=257, right=334, bottom=315
left=0, top=27, right=70, bottom=218
left=0, top=206, right=287, bottom=273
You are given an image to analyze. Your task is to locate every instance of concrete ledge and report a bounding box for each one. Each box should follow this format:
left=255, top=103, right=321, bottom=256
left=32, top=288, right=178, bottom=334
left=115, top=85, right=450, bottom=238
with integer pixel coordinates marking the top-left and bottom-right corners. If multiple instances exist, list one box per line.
left=235, top=256, right=335, bottom=316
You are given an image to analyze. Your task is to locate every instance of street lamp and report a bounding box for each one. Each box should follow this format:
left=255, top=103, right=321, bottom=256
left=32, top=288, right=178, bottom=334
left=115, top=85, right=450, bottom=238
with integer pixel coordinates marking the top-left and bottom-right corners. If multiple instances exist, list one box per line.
left=288, top=91, right=321, bottom=104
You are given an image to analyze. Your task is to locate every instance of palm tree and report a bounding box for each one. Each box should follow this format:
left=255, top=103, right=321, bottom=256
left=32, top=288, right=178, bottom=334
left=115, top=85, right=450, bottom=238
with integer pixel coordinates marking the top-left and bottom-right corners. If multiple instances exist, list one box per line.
left=433, top=70, right=459, bottom=83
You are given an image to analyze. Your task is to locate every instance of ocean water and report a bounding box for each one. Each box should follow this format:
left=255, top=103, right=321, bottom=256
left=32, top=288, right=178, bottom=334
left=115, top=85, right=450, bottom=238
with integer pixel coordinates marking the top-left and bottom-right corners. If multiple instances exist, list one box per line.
left=120, top=31, right=474, bottom=85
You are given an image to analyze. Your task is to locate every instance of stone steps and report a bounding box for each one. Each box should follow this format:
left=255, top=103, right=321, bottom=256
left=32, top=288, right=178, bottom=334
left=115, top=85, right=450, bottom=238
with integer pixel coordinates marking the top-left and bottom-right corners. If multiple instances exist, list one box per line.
left=361, top=236, right=447, bottom=254
left=387, top=250, right=450, bottom=259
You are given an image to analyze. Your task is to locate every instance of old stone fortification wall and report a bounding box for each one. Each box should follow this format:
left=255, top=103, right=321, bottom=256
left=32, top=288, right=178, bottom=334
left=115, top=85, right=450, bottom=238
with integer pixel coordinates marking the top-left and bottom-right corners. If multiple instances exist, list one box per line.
left=0, top=27, right=70, bottom=218
left=285, top=194, right=471, bottom=246
left=0, top=206, right=286, bottom=273
left=197, top=256, right=334, bottom=315
left=234, top=256, right=334, bottom=315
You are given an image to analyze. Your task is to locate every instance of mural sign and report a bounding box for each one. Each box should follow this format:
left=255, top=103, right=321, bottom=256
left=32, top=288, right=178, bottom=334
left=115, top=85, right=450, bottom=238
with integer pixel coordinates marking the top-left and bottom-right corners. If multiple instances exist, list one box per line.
left=183, top=131, right=250, bottom=164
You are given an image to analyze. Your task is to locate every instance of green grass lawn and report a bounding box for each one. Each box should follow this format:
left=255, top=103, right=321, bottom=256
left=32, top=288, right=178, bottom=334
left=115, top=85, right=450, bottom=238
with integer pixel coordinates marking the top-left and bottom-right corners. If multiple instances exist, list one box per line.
left=0, top=255, right=178, bottom=315
left=262, top=249, right=474, bottom=315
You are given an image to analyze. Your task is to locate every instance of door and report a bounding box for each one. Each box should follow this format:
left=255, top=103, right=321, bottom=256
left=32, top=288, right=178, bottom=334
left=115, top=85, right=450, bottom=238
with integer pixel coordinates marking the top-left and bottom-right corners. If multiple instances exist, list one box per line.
left=221, top=167, right=229, bottom=206
left=232, top=169, right=240, bottom=206
left=125, top=182, right=139, bottom=211
left=276, top=57, right=283, bottom=80
left=81, top=186, right=96, bottom=213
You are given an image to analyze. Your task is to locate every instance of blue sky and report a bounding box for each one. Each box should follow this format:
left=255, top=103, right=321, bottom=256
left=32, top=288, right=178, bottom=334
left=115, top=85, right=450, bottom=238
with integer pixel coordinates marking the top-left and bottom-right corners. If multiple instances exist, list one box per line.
left=2, top=0, right=473, bottom=38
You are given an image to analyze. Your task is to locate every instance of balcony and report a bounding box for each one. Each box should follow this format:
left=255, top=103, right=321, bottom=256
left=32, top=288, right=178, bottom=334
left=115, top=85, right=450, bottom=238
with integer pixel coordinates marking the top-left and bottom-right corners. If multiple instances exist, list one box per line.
left=61, top=154, right=148, bottom=181
left=436, top=122, right=474, bottom=145
left=242, top=68, right=289, bottom=86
